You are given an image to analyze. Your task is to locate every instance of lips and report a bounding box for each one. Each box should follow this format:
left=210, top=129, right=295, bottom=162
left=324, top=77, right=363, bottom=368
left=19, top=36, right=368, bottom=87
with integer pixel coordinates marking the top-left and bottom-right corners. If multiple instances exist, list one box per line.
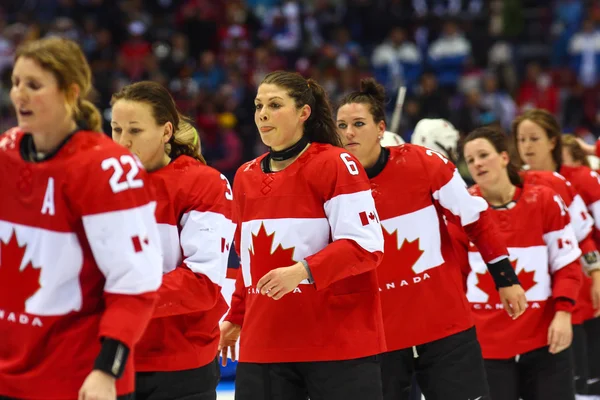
left=477, top=171, right=488, bottom=177
left=259, top=126, right=274, bottom=133
left=345, top=142, right=359, bottom=147
left=18, top=109, right=33, bottom=117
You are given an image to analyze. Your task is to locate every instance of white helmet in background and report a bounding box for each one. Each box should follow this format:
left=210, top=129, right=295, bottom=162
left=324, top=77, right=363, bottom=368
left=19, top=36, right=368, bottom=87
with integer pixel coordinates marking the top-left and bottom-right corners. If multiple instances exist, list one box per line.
left=411, top=119, right=460, bottom=162
left=380, top=130, right=405, bottom=147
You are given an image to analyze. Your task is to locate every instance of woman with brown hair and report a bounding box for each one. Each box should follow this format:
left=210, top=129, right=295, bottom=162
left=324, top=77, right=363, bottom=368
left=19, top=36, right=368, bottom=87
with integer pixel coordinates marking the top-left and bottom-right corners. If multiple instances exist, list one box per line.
left=111, top=81, right=236, bottom=400
left=0, top=37, right=163, bottom=400
left=220, top=71, right=386, bottom=400
left=452, top=125, right=582, bottom=400
left=514, top=109, right=600, bottom=397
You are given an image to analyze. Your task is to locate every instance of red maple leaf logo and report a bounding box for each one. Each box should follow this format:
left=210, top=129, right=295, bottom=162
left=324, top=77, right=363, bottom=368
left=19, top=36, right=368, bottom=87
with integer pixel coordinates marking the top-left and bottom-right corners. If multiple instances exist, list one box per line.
left=476, top=259, right=537, bottom=303
left=249, top=224, right=296, bottom=285
left=0, top=231, right=41, bottom=312
left=380, top=229, right=424, bottom=277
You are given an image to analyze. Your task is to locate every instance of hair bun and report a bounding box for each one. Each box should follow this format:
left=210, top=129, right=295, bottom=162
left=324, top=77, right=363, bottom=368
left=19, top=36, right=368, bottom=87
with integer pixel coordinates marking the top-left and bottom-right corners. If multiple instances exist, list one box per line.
left=359, top=78, right=386, bottom=106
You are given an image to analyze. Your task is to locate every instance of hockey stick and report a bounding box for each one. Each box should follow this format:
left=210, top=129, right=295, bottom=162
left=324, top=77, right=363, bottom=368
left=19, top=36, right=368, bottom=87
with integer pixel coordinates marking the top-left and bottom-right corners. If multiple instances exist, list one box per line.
left=389, top=85, right=406, bottom=134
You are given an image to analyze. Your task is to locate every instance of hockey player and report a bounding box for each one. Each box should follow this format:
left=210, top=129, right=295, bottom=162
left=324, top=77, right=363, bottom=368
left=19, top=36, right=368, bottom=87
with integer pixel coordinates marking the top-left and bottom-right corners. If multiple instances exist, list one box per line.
left=453, top=126, right=582, bottom=400
left=410, top=118, right=460, bottom=162
left=110, top=81, right=236, bottom=400
left=220, top=71, right=386, bottom=400
left=0, top=37, right=163, bottom=399
left=514, top=109, right=600, bottom=397
left=335, top=78, right=527, bottom=400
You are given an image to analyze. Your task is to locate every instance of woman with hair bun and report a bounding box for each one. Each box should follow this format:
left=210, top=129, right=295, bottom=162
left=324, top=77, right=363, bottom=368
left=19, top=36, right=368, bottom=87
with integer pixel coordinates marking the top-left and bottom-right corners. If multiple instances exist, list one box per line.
left=336, top=78, right=527, bottom=400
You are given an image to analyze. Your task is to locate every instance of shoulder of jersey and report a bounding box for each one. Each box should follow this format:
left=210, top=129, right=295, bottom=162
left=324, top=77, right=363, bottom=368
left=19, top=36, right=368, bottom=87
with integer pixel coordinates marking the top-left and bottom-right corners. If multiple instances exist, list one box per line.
left=467, top=184, right=481, bottom=197
left=0, top=127, right=24, bottom=153
left=521, top=181, right=556, bottom=201
left=169, top=155, right=222, bottom=181
left=67, top=130, right=134, bottom=160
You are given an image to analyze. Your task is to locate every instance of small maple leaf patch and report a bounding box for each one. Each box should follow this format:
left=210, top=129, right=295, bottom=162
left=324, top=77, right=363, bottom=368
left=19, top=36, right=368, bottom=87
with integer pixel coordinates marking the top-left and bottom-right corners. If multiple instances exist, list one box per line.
left=476, top=259, right=537, bottom=303
left=0, top=231, right=41, bottom=313
left=249, top=224, right=296, bottom=285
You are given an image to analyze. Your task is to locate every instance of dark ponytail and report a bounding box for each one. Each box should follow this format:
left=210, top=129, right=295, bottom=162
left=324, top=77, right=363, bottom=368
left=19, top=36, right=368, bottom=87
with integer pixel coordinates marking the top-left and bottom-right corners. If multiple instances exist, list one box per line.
left=463, top=126, right=522, bottom=186
left=261, top=71, right=342, bottom=147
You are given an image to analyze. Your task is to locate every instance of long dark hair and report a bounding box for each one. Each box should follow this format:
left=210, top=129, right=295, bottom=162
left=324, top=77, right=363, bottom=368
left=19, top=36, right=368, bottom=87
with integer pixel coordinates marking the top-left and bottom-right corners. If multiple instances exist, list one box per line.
left=463, top=126, right=522, bottom=186
left=111, top=81, right=206, bottom=164
left=261, top=71, right=342, bottom=147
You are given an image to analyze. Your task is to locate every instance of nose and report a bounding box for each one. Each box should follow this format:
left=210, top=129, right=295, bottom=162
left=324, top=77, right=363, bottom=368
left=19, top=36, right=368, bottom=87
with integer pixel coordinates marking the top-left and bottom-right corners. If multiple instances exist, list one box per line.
left=259, top=108, right=269, bottom=121
left=117, top=135, right=132, bottom=149
left=343, top=126, right=356, bottom=140
left=11, top=83, right=27, bottom=104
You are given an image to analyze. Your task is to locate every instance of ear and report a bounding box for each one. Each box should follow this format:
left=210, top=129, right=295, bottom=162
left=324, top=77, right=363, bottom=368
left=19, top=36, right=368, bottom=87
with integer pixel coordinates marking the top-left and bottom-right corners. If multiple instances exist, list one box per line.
left=69, top=83, right=81, bottom=102
left=299, top=104, right=312, bottom=123
left=377, top=120, right=386, bottom=138
left=500, top=151, right=510, bottom=167
left=549, top=135, right=557, bottom=151
left=163, top=121, right=174, bottom=144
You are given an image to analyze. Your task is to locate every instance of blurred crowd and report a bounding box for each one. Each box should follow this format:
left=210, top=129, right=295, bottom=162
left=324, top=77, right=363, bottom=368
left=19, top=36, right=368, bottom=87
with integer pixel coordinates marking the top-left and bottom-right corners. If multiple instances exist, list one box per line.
left=2, top=0, right=600, bottom=176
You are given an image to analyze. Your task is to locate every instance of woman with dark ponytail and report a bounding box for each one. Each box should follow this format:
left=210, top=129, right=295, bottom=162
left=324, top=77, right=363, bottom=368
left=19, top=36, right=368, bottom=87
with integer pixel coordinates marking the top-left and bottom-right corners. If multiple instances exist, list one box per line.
left=452, top=126, right=582, bottom=400
left=336, top=78, right=526, bottom=400
left=111, top=81, right=236, bottom=400
left=219, top=71, right=386, bottom=400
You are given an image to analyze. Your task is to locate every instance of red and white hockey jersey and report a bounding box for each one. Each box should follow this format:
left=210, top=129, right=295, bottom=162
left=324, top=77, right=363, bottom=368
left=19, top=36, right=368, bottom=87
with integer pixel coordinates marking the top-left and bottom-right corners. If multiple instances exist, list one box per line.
left=370, top=145, right=511, bottom=351
left=521, top=169, right=596, bottom=324
left=451, top=183, right=582, bottom=359
left=226, top=143, right=385, bottom=363
left=135, top=155, right=236, bottom=372
left=0, top=129, right=162, bottom=398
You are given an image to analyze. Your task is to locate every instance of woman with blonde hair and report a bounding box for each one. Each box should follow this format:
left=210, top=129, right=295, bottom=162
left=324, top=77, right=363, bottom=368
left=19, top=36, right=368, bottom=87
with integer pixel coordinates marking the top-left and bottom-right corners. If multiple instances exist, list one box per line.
left=0, top=37, right=163, bottom=400
left=111, top=81, right=236, bottom=400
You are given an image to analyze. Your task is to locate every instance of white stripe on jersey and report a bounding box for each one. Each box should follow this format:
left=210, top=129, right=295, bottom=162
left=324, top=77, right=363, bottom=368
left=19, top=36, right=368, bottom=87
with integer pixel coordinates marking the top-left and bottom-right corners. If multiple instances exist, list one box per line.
left=543, top=224, right=582, bottom=273
left=323, top=189, right=383, bottom=253
left=156, top=223, right=182, bottom=274
left=83, top=202, right=162, bottom=295
left=380, top=205, right=444, bottom=274
left=589, top=199, right=600, bottom=231
left=180, top=210, right=236, bottom=286
left=240, top=218, right=330, bottom=287
left=467, top=246, right=552, bottom=302
left=432, top=169, right=488, bottom=226
left=0, top=220, right=83, bottom=315
left=569, top=194, right=594, bottom=242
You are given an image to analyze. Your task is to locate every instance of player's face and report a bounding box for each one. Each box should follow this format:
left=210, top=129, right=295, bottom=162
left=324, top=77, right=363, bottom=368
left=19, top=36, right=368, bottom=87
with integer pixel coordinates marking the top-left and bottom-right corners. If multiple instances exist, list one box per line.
left=516, top=119, right=556, bottom=170
left=254, top=83, right=310, bottom=150
left=111, top=99, right=171, bottom=172
left=464, top=138, right=509, bottom=188
left=336, top=102, right=384, bottom=165
left=10, top=57, right=71, bottom=136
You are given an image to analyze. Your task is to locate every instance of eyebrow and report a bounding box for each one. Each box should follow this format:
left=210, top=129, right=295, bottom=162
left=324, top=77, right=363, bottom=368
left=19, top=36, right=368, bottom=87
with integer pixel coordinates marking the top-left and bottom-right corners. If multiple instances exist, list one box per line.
left=255, top=96, right=284, bottom=102
left=336, top=117, right=366, bottom=122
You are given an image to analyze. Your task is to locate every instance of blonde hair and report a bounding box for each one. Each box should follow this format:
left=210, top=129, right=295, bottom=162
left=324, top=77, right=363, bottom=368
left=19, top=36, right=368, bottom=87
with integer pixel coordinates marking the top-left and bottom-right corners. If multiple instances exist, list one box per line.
left=111, top=81, right=206, bottom=164
left=562, top=134, right=590, bottom=167
left=15, top=37, right=102, bottom=132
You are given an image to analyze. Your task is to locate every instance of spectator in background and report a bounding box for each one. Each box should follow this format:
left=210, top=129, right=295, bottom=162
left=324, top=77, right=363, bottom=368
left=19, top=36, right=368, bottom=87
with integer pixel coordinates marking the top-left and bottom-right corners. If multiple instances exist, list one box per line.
left=568, top=19, right=600, bottom=88
left=517, top=62, right=559, bottom=114
left=428, top=21, right=472, bottom=93
left=371, top=27, right=422, bottom=95
left=481, top=72, right=517, bottom=132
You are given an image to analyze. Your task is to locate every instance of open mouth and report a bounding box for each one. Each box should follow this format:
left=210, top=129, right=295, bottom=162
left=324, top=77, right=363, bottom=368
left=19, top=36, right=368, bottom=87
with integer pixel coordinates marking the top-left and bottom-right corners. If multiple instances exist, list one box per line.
left=345, top=142, right=359, bottom=147
left=18, top=109, right=33, bottom=117
left=477, top=171, right=488, bottom=177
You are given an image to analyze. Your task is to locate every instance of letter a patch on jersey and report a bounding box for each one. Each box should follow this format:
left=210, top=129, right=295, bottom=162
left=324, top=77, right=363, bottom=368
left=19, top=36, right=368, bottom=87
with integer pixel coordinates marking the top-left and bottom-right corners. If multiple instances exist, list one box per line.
left=41, top=177, right=55, bottom=216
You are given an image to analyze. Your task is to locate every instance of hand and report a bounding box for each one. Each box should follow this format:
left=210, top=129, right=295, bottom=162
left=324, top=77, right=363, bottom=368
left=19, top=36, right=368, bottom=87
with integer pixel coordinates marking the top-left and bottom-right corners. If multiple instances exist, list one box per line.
left=498, top=284, right=528, bottom=319
left=78, top=370, right=116, bottom=400
left=219, top=321, right=241, bottom=366
left=575, top=137, right=596, bottom=156
left=548, top=311, right=572, bottom=354
left=591, top=271, right=600, bottom=317
left=256, top=262, right=308, bottom=300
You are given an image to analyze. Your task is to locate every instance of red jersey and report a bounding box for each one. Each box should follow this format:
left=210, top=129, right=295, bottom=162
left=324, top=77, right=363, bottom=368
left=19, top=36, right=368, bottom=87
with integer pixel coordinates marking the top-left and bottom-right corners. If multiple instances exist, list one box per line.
left=370, top=145, right=512, bottom=351
left=452, top=184, right=581, bottom=359
left=226, top=143, right=385, bottom=363
left=0, top=129, right=162, bottom=399
left=521, top=170, right=595, bottom=324
left=135, top=156, right=235, bottom=372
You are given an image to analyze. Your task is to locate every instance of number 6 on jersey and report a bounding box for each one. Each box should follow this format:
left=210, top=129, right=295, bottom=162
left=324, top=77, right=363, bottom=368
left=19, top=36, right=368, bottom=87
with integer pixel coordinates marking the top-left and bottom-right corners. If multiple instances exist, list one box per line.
left=340, top=153, right=360, bottom=175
